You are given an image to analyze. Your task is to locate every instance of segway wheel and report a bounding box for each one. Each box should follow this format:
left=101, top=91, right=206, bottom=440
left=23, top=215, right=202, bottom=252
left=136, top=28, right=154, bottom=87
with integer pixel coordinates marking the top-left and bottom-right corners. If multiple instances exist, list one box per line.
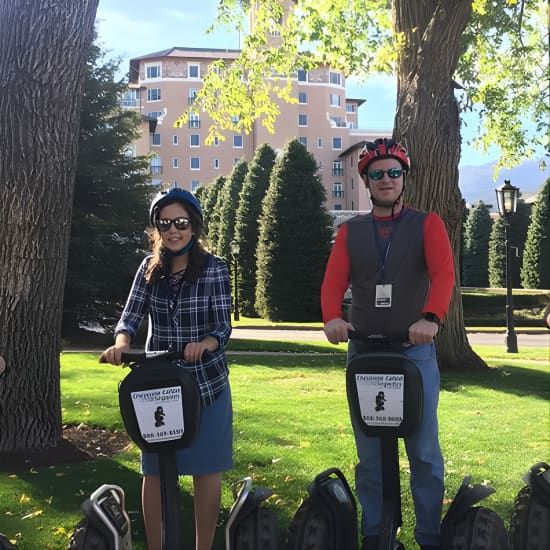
left=234, top=508, right=280, bottom=550
left=286, top=499, right=328, bottom=550
left=68, top=518, right=109, bottom=550
left=509, top=485, right=550, bottom=550
left=445, top=506, right=507, bottom=550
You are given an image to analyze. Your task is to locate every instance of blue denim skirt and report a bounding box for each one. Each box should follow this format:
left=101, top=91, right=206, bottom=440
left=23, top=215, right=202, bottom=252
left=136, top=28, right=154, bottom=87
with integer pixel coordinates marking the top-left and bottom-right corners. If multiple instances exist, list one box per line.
left=141, top=382, right=233, bottom=476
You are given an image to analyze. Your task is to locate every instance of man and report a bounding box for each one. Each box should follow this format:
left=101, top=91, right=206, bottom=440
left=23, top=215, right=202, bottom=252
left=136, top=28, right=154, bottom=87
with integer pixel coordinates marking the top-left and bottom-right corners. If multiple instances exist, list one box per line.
left=321, top=138, right=455, bottom=550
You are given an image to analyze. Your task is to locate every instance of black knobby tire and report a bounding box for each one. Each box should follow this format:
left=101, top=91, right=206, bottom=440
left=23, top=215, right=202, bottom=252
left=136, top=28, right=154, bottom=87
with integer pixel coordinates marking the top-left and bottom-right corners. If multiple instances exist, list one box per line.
left=509, top=485, right=550, bottom=550
left=446, top=506, right=507, bottom=550
left=234, top=508, right=280, bottom=550
left=67, top=518, right=110, bottom=550
left=286, top=499, right=329, bottom=550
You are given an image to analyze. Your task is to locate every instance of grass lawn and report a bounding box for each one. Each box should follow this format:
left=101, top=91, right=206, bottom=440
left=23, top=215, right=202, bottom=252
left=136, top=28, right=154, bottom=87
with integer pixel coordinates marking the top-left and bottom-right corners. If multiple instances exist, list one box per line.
left=0, top=346, right=548, bottom=549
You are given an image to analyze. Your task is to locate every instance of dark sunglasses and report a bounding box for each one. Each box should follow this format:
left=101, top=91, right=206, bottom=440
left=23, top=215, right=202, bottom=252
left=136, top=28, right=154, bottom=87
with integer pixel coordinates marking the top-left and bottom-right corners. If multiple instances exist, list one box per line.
left=156, top=217, right=192, bottom=232
left=368, top=168, right=404, bottom=181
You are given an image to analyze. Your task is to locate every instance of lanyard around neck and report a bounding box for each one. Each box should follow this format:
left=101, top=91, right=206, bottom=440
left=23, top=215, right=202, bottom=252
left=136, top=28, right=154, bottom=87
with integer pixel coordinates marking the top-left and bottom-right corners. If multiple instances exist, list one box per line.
left=371, top=212, right=403, bottom=282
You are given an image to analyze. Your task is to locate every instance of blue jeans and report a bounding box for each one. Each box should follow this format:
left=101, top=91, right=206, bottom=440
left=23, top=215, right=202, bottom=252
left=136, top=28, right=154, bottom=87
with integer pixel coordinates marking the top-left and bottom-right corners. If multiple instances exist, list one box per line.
left=348, top=341, right=444, bottom=546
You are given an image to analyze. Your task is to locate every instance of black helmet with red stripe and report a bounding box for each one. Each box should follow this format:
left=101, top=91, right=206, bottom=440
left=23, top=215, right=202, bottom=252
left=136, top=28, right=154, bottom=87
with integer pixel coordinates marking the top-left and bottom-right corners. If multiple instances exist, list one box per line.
left=358, top=138, right=410, bottom=177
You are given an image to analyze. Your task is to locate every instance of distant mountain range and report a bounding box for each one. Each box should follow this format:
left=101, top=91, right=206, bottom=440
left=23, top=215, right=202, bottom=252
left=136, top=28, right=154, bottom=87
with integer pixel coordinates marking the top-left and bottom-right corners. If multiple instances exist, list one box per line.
left=459, top=159, right=549, bottom=210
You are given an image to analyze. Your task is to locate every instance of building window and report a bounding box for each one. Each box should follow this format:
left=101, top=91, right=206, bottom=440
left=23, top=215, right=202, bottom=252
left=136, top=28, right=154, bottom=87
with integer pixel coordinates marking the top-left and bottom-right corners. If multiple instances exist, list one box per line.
left=332, top=161, right=344, bottom=176
left=346, top=103, right=356, bottom=113
left=333, top=204, right=343, bottom=211
left=233, top=158, right=240, bottom=165
left=231, top=115, right=240, bottom=125
left=214, top=136, right=220, bottom=146
left=318, top=161, right=324, bottom=171
left=147, top=88, right=161, bottom=101
left=146, top=64, right=161, bottom=79
left=329, top=71, right=341, bottom=85
left=317, top=138, right=323, bottom=148
left=151, top=133, right=161, bottom=146
left=147, top=111, right=162, bottom=119
left=173, top=158, right=179, bottom=169
left=297, top=69, right=308, bottom=82
left=299, top=137, right=308, bottom=147
left=189, top=114, right=200, bottom=128
left=188, top=88, right=198, bottom=105
left=233, top=135, right=243, bottom=148
left=190, top=134, right=200, bottom=147
left=172, top=135, right=179, bottom=145
left=214, top=159, right=220, bottom=169
left=120, top=88, right=139, bottom=108
left=191, top=180, right=200, bottom=192
left=190, top=157, right=200, bottom=170
left=298, top=114, right=308, bottom=126
left=332, top=182, right=344, bottom=198
left=188, top=63, right=200, bottom=79
left=150, top=155, right=162, bottom=174
left=330, top=93, right=341, bottom=107
left=298, top=91, right=307, bottom=104
left=332, top=137, right=342, bottom=150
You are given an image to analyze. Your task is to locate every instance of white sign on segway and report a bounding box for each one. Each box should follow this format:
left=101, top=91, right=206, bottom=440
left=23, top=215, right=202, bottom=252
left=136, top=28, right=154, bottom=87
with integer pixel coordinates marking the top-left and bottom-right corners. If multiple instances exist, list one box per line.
left=131, top=385, right=185, bottom=443
left=355, top=374, right=404, bottom=427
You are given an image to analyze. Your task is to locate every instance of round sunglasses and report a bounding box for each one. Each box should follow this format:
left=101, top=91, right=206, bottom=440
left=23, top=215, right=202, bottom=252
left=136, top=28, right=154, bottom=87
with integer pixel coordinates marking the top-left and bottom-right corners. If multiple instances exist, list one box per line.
left=368, top=168, right=404, bottom=181
left=155, top=217, right=192, bottom=232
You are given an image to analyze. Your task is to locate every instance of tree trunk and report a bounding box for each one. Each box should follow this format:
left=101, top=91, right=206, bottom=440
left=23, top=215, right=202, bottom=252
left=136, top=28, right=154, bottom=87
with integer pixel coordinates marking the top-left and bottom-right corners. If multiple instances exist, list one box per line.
left=0, top=0, right=99, bottom=453
left=393, top=0, right=486, bottom=370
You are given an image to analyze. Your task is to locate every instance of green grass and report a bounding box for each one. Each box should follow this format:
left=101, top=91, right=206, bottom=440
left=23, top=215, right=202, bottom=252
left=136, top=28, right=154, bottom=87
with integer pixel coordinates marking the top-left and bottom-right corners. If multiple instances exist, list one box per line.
left=0, top=349, right=548, bottom=549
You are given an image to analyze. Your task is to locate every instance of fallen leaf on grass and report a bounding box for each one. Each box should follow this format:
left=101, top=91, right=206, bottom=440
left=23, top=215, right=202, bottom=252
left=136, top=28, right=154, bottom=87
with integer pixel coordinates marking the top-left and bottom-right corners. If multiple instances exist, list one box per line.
left=21, top=510, right=43, bottom=520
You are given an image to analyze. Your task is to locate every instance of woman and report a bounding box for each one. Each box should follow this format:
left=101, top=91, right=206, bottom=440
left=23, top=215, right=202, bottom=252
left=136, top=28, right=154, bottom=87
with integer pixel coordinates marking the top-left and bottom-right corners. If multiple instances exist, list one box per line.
left=100, top=187, right=232, bottom=550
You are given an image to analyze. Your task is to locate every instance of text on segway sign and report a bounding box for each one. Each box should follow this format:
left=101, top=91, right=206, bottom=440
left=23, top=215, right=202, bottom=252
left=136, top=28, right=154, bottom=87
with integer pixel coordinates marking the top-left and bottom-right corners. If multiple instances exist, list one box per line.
left=355, top=374, right=405, bottom=427
left=131, top=386, right=186, bottom=443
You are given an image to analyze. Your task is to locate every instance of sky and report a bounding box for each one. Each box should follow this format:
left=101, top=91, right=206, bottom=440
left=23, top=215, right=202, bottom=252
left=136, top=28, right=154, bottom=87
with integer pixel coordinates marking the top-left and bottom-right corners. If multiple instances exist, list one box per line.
left=95, top=0, right=509, bottom=168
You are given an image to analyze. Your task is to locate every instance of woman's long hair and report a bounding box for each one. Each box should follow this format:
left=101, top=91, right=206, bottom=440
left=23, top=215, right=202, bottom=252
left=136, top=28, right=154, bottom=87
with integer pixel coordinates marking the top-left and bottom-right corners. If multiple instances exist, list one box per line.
left=144, top=201, right=208, bottom=284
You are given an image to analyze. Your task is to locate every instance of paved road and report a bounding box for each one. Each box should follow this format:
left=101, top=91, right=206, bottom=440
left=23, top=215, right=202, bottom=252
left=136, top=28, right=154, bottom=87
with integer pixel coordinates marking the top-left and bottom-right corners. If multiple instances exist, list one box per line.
left=232, top=328, right=550, bottom=348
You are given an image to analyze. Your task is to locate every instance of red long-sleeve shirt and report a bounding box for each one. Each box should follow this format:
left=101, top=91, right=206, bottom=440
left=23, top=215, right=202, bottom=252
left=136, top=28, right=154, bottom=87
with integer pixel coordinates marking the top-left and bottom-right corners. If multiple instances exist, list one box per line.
left=321, top=211, right=455, bottom=323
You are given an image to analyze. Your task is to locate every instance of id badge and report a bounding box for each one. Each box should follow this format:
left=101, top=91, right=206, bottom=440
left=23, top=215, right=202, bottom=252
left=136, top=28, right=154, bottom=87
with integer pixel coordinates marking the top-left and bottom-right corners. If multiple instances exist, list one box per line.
left=375, top=284, right=392, bottom=308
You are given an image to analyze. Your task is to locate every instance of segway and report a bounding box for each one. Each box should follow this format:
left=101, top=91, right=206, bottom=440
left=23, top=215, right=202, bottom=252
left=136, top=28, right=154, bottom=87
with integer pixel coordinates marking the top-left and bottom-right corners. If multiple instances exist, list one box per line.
left=68, top=484, right=132, bottom=550
left=346, top=332, right=424, bottom=550
left=225, top=477, right=280, bottom=550
left=106, top=349, right=201, bottom=550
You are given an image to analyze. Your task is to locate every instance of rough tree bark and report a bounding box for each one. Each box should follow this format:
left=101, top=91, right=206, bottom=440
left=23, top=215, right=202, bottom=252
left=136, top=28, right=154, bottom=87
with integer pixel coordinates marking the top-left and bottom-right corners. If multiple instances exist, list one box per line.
left=0, top=0, right=99, bottom=453
left=393, top=0, right=486, bottom=370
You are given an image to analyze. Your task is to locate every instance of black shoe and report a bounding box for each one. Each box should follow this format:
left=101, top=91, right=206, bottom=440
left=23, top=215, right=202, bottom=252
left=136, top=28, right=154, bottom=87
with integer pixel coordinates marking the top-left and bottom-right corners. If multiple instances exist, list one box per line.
left=361, top=535, right=379, bottom=550
left=420, top=546, right=442, bottom=550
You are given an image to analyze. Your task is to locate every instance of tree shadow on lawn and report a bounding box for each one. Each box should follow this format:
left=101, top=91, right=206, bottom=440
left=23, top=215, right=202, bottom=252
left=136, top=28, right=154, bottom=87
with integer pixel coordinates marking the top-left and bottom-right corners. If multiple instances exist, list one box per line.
left=441, top=363, right=549, bottom=400
left=9, top=457, right=200, bottom=549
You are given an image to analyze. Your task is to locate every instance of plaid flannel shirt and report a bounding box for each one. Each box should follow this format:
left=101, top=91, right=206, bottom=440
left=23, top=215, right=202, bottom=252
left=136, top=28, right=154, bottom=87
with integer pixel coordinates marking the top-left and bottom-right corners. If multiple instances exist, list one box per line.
left=115, top=253, right=232, bottom=406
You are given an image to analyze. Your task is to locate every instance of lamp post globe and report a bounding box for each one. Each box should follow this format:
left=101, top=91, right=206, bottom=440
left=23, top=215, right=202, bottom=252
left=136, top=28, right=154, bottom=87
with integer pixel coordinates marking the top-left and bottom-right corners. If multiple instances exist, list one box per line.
left=495, top=180, right=519, bottom=353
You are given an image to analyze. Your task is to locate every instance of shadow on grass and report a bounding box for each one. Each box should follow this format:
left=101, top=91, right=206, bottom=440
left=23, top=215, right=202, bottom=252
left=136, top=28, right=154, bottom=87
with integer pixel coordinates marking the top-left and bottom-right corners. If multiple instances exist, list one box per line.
left=9, top=456, right=200, bottom=549
left=229, top=355, right=549, bottom=402
left=441, top=364, right=549, bottom=401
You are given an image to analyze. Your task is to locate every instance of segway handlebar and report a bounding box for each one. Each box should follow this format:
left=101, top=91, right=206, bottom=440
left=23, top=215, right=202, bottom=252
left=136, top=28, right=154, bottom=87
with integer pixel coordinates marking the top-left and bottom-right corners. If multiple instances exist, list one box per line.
left=347, top=329, right=410, bottom=352
left=119, top=349, right=185, bottom=366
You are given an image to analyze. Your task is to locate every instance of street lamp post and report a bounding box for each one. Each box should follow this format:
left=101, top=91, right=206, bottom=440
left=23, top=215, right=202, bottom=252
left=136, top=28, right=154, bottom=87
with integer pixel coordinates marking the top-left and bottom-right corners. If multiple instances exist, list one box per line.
left=230, top=240, right=240, bottom=322
left=495, top=180, right=519, bottom=353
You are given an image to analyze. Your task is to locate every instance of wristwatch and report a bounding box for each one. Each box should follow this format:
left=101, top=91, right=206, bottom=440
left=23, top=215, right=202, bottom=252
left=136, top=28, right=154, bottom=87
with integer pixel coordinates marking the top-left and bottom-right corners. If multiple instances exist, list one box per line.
left=421, top=312, right=441, bottom=326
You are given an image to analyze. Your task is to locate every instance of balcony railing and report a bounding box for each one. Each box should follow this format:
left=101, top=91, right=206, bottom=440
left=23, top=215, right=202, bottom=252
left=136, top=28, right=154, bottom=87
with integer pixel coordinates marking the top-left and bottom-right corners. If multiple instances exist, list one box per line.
left=120, top=98, right=138, bottom=108
left=150, top=166, right=163, bottom=175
